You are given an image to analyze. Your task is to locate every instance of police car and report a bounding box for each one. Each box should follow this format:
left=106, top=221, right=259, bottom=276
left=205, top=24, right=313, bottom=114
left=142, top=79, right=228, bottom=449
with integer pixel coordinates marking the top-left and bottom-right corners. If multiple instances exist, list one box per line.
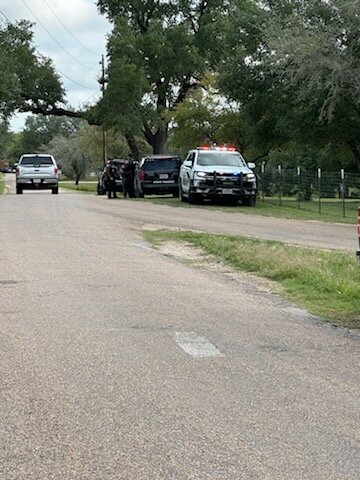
left=179, top=145, right=257, bottom=205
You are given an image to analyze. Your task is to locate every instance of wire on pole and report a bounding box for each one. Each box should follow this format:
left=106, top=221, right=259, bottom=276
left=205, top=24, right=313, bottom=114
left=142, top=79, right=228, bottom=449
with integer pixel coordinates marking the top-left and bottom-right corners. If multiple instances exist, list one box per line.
left=99, top=54, right=108, bottom=166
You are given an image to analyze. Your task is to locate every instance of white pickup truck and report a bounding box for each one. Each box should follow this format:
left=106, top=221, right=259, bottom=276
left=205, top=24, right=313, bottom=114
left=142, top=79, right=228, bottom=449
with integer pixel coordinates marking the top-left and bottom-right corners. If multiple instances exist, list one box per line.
left=16, top=154, right=59, bottom=194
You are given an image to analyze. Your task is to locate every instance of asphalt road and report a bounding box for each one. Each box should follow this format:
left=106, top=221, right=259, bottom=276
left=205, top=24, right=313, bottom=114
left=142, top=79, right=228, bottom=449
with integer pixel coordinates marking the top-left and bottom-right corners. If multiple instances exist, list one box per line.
left=1, top=178, right=359, bottom=479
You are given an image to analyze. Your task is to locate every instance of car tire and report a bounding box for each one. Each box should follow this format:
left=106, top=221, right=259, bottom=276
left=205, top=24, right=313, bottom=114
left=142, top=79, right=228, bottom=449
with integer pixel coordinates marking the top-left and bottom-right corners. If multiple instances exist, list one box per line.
left=188, top=189, right=200, bottom=204
left=52, top=187, right=59, bottom=194
left=179, top=183, right=186, bottom=202
left=16, top=185, right=23, bottom=194
left=243, top=195, right=256, bottom=207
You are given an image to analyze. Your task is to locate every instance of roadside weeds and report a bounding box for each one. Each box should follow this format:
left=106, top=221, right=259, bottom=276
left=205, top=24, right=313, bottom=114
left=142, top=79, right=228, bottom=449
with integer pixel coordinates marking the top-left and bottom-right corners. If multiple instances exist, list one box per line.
left=143, top=228, right=360, bottom=331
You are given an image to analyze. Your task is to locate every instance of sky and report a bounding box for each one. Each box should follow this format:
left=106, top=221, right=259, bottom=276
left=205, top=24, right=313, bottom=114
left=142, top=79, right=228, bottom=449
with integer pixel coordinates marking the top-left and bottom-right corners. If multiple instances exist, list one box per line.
left=0, top=0, right=111, bottom=132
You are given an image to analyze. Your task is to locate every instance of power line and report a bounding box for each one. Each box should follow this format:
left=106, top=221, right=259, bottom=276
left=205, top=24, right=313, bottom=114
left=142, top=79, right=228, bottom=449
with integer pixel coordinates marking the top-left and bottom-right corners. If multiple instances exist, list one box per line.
left=22, top=0, right=95, bottom=69
left=0, top=8, right=12, bottom=23
left=56, top=68, right=98, bottom=90
left=0, top=7, right=100, bottom=91
left=41, top=0, right=100, bottom=56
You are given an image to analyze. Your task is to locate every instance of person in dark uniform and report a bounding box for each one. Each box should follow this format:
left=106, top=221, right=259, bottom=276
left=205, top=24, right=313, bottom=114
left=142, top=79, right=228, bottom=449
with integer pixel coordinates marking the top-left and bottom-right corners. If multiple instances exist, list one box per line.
left=105, top=159, right=117, bottom=199
left=121, top=156, right=135, bottom=198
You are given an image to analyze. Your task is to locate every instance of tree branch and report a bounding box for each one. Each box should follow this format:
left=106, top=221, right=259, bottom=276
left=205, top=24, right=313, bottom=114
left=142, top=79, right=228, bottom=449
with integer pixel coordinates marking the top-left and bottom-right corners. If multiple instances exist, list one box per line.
left=19, top=105, right=100, bottom=125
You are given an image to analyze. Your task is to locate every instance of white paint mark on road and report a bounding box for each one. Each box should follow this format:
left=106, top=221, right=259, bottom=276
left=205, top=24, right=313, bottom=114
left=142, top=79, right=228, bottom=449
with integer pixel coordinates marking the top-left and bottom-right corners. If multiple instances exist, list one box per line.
left=174, top=331, right=224, bottom=358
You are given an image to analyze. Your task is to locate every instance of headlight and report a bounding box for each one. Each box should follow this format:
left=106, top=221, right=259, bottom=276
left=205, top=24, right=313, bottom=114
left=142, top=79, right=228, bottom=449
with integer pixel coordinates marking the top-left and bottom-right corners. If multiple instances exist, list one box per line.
left=246, top=173, right=256, bottom=181
left=194, top=171, right=207, bottom=178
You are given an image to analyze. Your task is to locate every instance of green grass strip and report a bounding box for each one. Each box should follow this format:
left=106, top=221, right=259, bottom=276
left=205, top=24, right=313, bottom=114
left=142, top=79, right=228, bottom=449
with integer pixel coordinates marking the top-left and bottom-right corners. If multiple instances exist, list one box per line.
left=147, top=196, right=357, bottom=224
left=60, top=182, right=97, bottom=193
left=144, top=230, right=360, bottom=329
left=0, top=173, right=4, bottom=195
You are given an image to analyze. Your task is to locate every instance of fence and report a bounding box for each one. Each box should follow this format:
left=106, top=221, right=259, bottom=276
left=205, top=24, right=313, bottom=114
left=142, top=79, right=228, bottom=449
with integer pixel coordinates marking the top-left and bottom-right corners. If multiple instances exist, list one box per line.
left=257, top=166, right=360, bottom=218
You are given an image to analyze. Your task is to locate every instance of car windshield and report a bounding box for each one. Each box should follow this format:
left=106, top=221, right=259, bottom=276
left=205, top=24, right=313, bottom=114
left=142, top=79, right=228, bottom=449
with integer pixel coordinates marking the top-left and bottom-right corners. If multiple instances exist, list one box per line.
left=21, top=156, right=54, bottom=166
left=143, top=158, right=180, bottom=171
left=197, top=151, right=246, bottom=167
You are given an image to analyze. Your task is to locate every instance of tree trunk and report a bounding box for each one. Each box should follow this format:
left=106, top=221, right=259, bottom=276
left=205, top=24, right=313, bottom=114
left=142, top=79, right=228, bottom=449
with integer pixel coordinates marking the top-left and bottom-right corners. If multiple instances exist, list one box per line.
left=124, top=132, right=141, bottom=162
left=143, top=123, right=168, bottom=154
left=347, top=140, right=360, bottom=172
left=151, top=128, right=168, bottom=154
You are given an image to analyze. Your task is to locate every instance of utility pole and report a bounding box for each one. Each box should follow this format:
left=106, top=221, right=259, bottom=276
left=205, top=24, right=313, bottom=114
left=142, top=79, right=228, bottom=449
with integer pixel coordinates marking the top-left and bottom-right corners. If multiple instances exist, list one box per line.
left=99, top=54, right=108, bottom=167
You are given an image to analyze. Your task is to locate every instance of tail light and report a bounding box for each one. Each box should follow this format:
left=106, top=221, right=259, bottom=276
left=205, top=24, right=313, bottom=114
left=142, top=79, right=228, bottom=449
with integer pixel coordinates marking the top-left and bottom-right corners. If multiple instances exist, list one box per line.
left=16, top=166, right=20, bottom=176
left=54, top=166, right=58, bottom=175
left=138, top=169, right=145, bottom=181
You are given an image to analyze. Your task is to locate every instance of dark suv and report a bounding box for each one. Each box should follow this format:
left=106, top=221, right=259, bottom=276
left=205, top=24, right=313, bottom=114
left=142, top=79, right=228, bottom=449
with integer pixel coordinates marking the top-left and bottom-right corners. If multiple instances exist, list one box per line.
left=97, top=159, right=125, bottom=195
left=134, top=155, right=181, bottom=197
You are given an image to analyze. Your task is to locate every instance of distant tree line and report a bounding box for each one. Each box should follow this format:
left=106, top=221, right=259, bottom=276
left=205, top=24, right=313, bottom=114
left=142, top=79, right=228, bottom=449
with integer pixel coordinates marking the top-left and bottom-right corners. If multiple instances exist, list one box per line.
left=0, top=0, right=359, bottom=179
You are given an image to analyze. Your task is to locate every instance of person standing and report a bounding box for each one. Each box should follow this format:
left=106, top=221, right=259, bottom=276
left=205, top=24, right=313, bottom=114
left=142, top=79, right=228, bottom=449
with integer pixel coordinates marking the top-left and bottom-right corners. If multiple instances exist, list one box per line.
left=121, top=157, right=135, bottom=198
left=105, top=159, right=117, bottom=199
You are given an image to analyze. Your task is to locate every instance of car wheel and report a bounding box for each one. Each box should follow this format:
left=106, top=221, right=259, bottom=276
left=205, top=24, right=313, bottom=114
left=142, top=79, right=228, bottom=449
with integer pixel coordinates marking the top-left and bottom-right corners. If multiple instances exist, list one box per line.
left=188, top=189, right=200, bottom=204
left=52, top=187, right=59, bottom=194
left=242, top=195, right=256, bottom=207
left=179, top=183, right=186, bottom=202
left=16, top=186, right=23, bottom=194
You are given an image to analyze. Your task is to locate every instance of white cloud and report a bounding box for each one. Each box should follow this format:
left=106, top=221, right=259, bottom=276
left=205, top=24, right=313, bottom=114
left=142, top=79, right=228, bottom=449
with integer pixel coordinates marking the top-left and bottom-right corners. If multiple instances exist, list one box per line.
left=0, top=0, right=111, bottom=131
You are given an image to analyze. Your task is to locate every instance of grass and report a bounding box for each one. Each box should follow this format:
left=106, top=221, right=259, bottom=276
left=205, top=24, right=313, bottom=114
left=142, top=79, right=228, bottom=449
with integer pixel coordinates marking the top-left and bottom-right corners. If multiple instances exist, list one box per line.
left=60, top=181, right=97, bottom=193
left=143, top=229, right=360, bottom=330
left=0, top=173, right=4, bottom=195
left=57, top=183, right=359, bottom=224
left=146, top=195, right=358, bottom=224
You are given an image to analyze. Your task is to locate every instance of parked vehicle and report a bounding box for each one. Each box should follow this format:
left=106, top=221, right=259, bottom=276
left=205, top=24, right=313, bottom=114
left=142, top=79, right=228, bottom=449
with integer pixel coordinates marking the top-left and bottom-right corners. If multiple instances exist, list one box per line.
left=16, top=154, right=59, bottom=194
left=179, top=145, right=257, bottom=205
left=134, top=155, right=181, bottom=197
left=97, top=159, right=125, bottom=195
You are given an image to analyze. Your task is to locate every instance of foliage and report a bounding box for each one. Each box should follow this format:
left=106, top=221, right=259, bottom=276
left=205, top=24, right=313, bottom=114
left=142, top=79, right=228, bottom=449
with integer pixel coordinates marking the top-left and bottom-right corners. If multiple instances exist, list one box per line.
left=169, top=81, right=251, bottom=155
left=0, top=120, right=24, bottom=164
left=47, top=133, right=87, bottom=183
left=0, top=120, right=12, bottom=158
left=75, top=125, right=131, bottom=170
left=44, top=124, right=133, bottom=179
left=20, top=115, right=81, bottom=153
left=2, top=1, right=359, bottom=175
left=219, top=0, right=360, bottom=169
left=263, top=0, right=360, bottom=171
left=96, top=0, right=231, bottom=154
left=0, top=20, right=64, bottom=119
left=217, top=0, right=283, bottom=160
left=217, top=0, right=360, bottom=172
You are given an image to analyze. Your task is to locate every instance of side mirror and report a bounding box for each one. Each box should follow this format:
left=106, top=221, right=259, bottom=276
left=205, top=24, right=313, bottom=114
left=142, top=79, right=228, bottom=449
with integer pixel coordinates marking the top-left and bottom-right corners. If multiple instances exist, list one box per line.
left=247, top=162, right=256, bottom=169
left=183, top=159, right=193, bottom=168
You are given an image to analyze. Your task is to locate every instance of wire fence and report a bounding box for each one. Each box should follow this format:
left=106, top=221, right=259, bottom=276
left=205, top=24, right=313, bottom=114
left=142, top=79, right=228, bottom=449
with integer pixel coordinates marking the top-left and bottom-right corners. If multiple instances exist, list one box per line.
left=257, top=166, right=360, bottom=218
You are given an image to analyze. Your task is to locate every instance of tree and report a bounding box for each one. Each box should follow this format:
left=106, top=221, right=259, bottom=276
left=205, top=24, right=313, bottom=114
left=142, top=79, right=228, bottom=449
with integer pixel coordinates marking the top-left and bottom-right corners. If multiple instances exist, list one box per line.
left=20, top=115, right=80, bottom=153
left=0, top=20, right=66, bottom=119
left=169, top=78, right=251, bottom=156
left=0, top=121, right=12, bottom=159
left=44, top=124, right=139, bottom=181
left=48, top=133, right=87, bottom=184
left=263, top=0, right=360, bottom=171
left=96, top=0, right=231, bottom=155
left=216, top=0, right=360, bottom=172
left=216, top=1, right=295, bottom=162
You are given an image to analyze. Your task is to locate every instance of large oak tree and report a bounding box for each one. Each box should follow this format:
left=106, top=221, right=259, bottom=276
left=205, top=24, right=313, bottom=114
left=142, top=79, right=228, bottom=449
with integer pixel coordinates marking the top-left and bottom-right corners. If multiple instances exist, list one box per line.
left=96, top=0, right=230, bottom=155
